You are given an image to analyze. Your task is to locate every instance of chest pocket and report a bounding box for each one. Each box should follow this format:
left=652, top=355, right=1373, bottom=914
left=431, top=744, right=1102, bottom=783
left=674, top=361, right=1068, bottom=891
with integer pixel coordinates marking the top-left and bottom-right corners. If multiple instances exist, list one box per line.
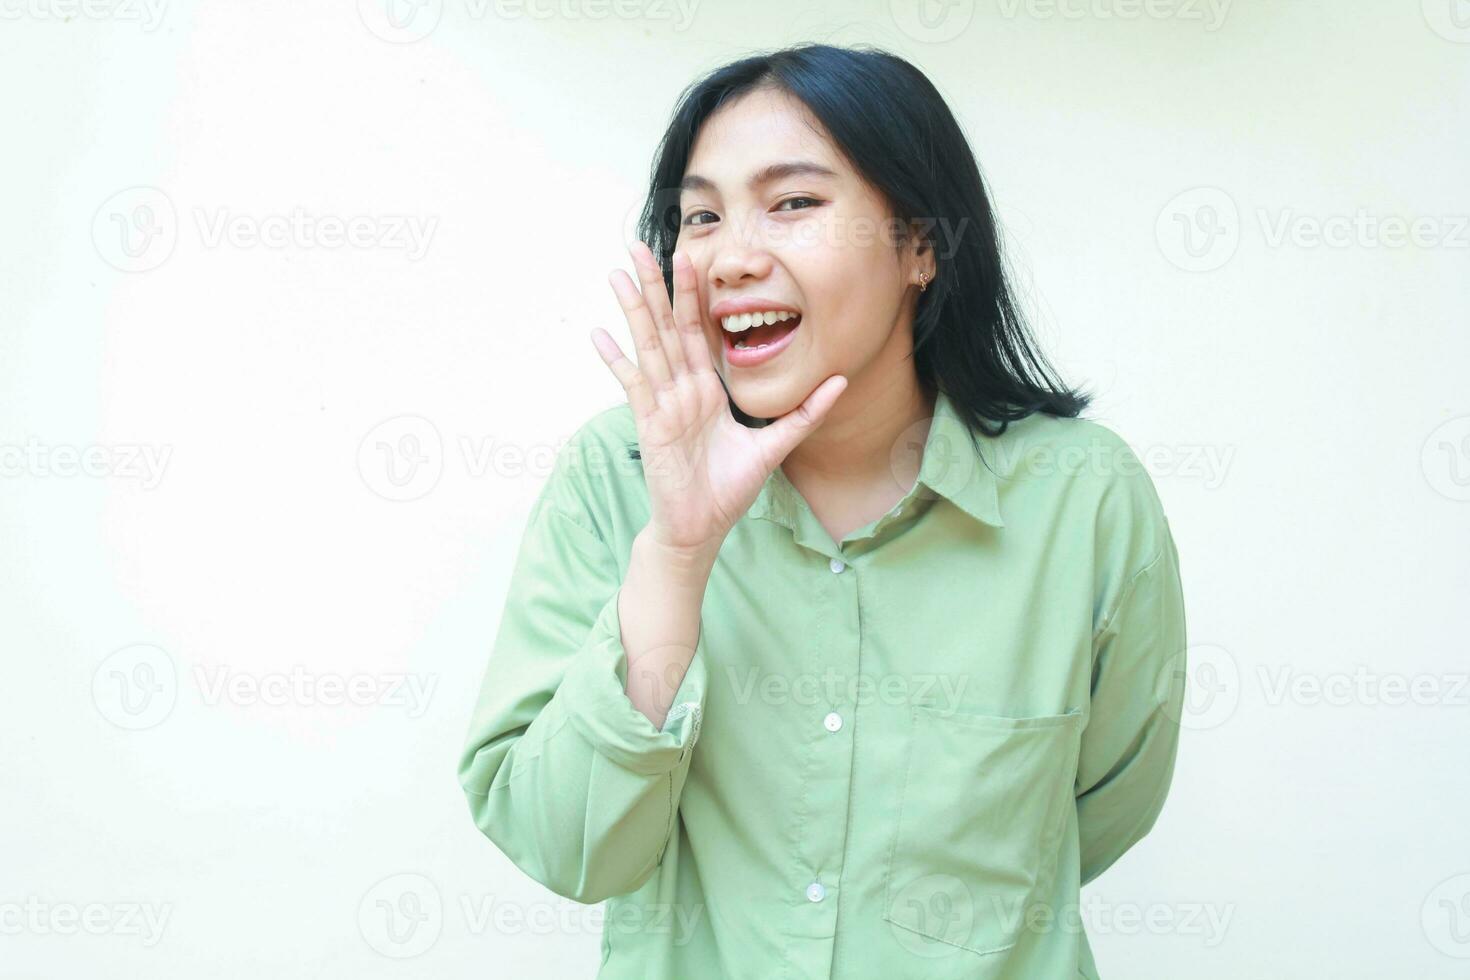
left=882, top=702, right=1084, bottom=958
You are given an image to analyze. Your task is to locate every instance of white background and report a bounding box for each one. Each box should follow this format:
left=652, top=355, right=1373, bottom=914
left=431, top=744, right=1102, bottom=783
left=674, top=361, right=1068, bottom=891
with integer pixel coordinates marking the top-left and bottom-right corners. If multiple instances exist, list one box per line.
left=2, top=1, right=1468, bottom=977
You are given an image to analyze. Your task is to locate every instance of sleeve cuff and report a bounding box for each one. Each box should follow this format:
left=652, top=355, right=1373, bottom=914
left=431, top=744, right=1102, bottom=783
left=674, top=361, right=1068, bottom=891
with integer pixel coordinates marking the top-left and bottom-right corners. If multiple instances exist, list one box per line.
left=557, top=586, right=706, bottom=776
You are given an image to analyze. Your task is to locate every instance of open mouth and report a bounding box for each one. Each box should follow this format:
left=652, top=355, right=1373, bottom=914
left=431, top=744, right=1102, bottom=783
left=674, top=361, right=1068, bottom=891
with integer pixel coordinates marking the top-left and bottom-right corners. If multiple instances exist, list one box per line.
left=721, top=312, right=802, bottom=359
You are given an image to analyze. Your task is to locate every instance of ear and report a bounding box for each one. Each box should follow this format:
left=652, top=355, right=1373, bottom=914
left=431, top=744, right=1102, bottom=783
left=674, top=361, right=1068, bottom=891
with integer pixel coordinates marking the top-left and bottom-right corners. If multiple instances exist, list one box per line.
left=904, top=218, right=937, bottom=287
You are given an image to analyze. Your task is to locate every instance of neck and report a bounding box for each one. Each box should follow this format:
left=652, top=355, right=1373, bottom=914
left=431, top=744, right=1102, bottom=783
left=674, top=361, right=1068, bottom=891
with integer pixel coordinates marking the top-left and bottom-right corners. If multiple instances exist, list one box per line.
left=781, top=365, right=935, bottom=492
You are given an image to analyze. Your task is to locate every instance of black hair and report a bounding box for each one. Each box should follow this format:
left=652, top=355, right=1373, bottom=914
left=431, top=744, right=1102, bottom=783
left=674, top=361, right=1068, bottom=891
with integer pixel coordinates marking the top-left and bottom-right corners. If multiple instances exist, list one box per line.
left=625, top=41, right=1090, bottom=463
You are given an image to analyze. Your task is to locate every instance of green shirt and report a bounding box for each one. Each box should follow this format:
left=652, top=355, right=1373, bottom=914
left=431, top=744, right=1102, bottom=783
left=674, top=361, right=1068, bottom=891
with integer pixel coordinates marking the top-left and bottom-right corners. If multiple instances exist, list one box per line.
left=458, top=387, right=1187, bottom=979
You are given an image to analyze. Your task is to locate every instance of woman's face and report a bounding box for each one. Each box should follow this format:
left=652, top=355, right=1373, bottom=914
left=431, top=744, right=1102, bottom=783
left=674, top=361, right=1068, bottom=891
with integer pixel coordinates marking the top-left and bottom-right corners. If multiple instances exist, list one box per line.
left=675, top=86, right=928, bottom=421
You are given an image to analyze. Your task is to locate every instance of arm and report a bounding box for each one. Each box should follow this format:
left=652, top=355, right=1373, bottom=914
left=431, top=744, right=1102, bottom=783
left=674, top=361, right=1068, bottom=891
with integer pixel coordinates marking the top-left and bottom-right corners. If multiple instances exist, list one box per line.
left=1075, top=530, right=1188, bottom=886
left=620, top=528, right=718, bottom=729
left=456, top=499, right=713, bottom=905
left=469, top=234, right=845, bottom=903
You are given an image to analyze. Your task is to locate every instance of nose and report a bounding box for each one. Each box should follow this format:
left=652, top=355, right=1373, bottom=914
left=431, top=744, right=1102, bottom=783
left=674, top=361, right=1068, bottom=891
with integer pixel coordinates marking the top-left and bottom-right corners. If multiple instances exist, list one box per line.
left=708, top=241, right=774, bottom=290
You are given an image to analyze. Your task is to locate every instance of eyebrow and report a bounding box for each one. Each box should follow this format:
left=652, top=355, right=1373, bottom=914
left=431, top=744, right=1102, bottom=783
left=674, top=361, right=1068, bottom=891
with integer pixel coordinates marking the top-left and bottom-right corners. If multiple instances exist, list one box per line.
left=680, top=160, right=839, bottom=195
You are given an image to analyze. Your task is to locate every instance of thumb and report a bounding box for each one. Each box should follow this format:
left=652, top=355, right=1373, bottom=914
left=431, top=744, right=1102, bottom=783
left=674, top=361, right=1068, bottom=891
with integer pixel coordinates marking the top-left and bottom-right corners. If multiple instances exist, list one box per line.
left=758, top=375, right=848, bottom=463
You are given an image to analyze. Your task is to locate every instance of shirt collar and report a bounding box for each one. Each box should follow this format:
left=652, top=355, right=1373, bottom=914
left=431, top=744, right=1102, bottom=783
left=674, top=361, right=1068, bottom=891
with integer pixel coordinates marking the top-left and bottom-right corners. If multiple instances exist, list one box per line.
left=745, top=387, right=1006, bottom=530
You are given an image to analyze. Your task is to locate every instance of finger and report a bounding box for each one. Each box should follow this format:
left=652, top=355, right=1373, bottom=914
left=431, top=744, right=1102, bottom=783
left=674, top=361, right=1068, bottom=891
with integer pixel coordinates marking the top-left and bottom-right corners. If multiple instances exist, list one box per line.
left=670, top=250, right=716, bottom=376
left=757, top=375, right=849, bottom=463
left=631, top=241, right=690, bottom=378
left=590, top=327, right=657, bottom=422
left=609, top=265, right=673, bottom=394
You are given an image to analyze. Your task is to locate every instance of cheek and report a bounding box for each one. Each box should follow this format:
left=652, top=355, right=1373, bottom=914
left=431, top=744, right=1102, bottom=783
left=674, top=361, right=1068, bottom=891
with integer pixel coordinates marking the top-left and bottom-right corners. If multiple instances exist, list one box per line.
left=812, top=274, right=897, bottom=352
left=789, top=255, right=850, bottom=325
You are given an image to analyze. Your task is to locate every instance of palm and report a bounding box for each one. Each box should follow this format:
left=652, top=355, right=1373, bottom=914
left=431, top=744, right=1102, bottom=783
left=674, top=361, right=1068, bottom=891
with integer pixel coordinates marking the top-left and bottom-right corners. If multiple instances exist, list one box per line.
left=592, top=242, right=846, bottom=555
left=635, top=379, right=782, bottom=548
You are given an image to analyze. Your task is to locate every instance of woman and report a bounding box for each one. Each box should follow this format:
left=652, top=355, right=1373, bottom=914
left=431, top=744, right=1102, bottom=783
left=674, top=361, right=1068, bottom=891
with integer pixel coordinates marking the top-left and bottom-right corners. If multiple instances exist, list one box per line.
left=459, top=43, right=1187, bottom=980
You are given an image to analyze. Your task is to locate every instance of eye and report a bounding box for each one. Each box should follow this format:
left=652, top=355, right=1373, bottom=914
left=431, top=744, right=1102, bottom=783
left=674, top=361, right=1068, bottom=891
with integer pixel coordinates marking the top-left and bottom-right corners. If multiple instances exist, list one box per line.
left=683, top=210, right=718, bottom=227
left=776, top=196, right=822, bottom=211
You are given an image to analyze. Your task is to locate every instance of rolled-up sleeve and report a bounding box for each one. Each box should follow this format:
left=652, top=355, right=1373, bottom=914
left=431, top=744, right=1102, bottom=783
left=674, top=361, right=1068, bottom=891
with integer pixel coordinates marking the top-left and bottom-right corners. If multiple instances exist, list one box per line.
left=1074, top=528, right=1187, bottom=887
left=457, top=494, right=708, bottom=904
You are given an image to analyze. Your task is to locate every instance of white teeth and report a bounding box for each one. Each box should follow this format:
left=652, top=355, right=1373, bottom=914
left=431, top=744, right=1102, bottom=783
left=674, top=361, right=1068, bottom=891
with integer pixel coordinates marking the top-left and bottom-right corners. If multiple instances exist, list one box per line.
left=720, top=310, right=799, bottom=333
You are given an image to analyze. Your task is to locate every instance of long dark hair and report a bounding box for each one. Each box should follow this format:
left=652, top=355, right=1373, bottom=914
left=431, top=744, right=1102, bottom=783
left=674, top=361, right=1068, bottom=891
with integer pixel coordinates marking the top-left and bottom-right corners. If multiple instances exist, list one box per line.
left=627, top=42, right=1090, bottom=462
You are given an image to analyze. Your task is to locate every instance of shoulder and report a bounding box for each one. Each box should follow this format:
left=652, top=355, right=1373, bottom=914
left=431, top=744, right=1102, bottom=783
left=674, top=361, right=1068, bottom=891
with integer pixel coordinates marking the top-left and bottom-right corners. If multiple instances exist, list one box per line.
left=988, top=412, right=1174, bottom=574
left=528, top=402, right=644, bottom=543
left=568, top=401, right=640, bottom=458
left=989, top=411, right=1139, bottom=472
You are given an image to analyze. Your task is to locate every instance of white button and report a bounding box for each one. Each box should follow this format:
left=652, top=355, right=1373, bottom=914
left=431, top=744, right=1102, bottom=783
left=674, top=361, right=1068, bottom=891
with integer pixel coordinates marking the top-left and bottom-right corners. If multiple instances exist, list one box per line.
left=829, top=558, right=846, bottom=573
left=823, top=711, right=843, bottom=732
left=806, top=881, right=826, bottom=902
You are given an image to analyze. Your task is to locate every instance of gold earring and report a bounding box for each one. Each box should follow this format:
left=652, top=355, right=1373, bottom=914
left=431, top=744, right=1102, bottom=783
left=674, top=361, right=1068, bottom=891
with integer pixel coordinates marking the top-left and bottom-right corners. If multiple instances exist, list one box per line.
left=918, top=272, right=930, bottom=293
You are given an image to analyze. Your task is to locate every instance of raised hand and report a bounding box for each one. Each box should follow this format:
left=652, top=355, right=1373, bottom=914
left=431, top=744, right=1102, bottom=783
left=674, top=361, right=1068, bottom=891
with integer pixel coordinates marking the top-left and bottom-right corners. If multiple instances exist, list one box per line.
left=591, top=241, right=847, bottom=562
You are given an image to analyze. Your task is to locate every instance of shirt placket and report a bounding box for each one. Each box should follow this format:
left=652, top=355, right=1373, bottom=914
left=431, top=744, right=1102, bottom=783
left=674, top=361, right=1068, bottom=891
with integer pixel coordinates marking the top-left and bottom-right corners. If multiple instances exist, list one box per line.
left=780, top=542, right=855, bottom=980
left=759, top=469, right=931, bottom=980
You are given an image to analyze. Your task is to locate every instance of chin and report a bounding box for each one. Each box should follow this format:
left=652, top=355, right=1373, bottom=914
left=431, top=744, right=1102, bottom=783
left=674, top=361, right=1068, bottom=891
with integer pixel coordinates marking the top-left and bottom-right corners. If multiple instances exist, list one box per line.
left=725, top=377, right=811, bottom=426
